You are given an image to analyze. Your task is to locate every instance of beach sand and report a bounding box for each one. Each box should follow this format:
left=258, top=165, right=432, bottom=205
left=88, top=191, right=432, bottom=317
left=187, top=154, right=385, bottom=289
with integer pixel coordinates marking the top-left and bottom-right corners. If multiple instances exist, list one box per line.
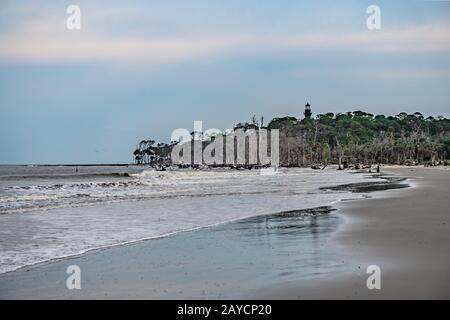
left=259, top=167, right=450, bottom=299
left=0, top=167, right=449, bottom=299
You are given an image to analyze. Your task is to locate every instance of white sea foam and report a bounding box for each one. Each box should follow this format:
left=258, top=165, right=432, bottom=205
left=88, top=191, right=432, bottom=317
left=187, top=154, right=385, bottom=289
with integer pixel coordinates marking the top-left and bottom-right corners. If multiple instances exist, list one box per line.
left=0, top=166, right=381, bottom=274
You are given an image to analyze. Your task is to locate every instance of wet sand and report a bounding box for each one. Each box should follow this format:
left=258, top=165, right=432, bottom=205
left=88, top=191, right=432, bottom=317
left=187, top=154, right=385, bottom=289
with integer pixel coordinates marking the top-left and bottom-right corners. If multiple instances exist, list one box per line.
left=0, top=207, right=346, bottom=299
left=0, top=167, right=448, bottom=299
left=260, top=167, right=450, bottom=299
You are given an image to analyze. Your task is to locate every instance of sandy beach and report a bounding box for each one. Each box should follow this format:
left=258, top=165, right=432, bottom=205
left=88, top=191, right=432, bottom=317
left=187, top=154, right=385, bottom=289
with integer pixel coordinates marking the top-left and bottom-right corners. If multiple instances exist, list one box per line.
left=0, top=167, right=449, bottom=299
left=260, top=167, right=450, bottom=299
left=2, top=0, right=450, bottom=304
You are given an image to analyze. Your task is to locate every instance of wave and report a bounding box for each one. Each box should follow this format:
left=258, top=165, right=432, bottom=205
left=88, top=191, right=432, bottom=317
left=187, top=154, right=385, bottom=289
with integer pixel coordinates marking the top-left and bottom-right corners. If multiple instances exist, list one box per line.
left=0, top=167, right=397, bottom=275
left=0, top=205, right=338, bottom=275
left=5, top=180, right=146, bottom=191
left=0, top=188, right=291, bottom=215
left=0, top=172, right=132, bottom=180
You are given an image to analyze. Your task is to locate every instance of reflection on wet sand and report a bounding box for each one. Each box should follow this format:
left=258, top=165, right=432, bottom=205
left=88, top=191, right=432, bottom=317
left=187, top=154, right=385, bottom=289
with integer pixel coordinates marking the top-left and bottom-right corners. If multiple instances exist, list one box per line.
left=0, top=176, right=411, bottom=299
left=0, top=206, right=346, bottom=299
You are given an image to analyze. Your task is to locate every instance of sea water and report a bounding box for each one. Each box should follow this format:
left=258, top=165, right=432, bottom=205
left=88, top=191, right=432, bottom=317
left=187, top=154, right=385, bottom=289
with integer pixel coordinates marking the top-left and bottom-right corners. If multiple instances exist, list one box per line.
left=0, top=165, right=379, bottom=274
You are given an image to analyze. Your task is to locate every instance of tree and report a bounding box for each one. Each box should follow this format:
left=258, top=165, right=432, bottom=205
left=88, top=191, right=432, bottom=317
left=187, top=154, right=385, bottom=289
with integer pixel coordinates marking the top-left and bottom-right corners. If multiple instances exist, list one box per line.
left=133, top=111, right=450, bottom=167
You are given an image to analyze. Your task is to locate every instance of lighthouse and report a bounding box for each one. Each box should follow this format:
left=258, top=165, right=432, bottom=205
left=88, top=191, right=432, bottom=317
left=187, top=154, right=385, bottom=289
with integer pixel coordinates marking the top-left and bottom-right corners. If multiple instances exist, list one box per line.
left=304, top=102, right=312, bottom=119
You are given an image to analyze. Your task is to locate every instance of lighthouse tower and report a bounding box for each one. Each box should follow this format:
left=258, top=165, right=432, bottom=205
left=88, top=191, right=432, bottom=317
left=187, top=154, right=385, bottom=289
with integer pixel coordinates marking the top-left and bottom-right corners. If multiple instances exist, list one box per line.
left=304, top=102, right=312, bottom=119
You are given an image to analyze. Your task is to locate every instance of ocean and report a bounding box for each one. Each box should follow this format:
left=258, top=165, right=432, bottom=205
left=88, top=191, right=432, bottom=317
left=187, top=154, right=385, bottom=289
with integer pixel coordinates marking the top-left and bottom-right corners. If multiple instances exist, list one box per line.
left=0, top=165, right=379, bottom=275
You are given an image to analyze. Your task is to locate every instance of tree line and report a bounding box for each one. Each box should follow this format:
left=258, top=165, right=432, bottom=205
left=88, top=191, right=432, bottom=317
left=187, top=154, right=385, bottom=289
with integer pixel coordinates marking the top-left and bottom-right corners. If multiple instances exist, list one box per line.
left=267, top=111, right=450, bottom=167
left=133, top=111, right=450, bottom=168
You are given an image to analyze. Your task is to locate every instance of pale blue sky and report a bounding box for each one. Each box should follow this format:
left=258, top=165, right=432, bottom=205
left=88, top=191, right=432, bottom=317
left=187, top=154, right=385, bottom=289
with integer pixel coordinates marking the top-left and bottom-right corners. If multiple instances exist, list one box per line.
left=0, top=0, right=449, bottom=164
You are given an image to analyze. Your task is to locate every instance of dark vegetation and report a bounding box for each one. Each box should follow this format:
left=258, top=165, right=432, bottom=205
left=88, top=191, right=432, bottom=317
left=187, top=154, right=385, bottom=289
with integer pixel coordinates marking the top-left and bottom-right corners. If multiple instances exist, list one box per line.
left=133, top=111, right=450, bottom=168
left=267, top=111, right=450, bottom=168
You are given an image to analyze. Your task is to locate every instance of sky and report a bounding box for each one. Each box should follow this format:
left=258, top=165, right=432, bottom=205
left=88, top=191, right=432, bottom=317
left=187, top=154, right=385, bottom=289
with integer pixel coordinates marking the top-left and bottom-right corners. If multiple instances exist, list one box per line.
left=0, top=0, right=449, bottom=164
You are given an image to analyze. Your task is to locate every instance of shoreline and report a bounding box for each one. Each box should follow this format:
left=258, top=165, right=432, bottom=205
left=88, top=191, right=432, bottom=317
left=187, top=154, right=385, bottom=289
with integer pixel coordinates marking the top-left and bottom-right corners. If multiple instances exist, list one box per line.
left=0, top=168, right=401, bottom=276
left=1, top=167, right=448, bottom=299
left=1, top=166, right=386, bottom=273
left=259, top=167, right=450, bottom=299
left=0, top=206, right=337, bottom=277
left=0, top=206, right=346, bottom=299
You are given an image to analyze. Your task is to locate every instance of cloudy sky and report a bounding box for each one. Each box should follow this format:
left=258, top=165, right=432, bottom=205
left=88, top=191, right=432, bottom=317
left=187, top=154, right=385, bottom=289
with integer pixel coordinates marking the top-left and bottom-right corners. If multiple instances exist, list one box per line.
left=0, top=0, right=449, bottom=164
